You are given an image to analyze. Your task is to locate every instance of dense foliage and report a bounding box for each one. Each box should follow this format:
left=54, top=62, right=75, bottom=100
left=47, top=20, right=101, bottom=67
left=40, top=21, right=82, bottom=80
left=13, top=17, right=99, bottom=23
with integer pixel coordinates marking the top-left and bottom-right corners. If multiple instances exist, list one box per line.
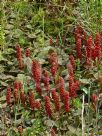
left=0, top=0, right=102, bottom=136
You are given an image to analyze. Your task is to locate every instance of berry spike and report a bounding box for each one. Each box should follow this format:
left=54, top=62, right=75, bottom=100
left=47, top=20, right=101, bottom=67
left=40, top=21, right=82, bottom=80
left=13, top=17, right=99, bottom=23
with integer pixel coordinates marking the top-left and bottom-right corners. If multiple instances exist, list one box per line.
left=6, top=86, right=11, bottom=105
left=45, top=96, right=52, bottom=118
left=32, top=60, right=42, bottom=83
left=63, top=91, right=70, bottom=112
left=29, top=90, right=35, bottom=110
left=16, top=43, right=23, bottom=69
left=51, top=88, right=60, bottom=112
left=43, top=70, right=50, bottom=92
left=69, top=55, right=76, bottom=70
left=59, top=77, right=65, bottom=101
left=20, top=91, right=25, bottom=107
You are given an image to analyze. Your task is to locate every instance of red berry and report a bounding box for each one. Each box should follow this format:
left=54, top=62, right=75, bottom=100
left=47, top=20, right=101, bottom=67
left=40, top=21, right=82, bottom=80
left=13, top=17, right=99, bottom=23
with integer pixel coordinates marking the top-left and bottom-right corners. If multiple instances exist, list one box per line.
left=51, top=88, right=60, bottom=112
left=69, top=55, right=76, bottom=70
left=29, top=90, right=35, bottom=110
left=32, top=60, right=42, bottom=83
left=95, top=33, right=101, bottom=61
left=75, top=34, right=82, bottom=59
left=35, top=82, right=42, bottom=96
left=70, top=80, right=80, bottom=98
left=59, top=77, right=65, bottom=101
left=43, top=70, right=50, bottom=92
left=69, top=76, right=74, bottom=92
left=86, top=36, right=93, bottom=58
left=91, top=93, right=97, bottom=104
left=25, top=48, right=31, bottom=57
left=35, top=100, right=41, bottom=109
left=19, top=81, right=23, bottom=91
left=63, top=91, right=70, bottom=112
left=16, top=44, right=23, bottom=69
left=48, top=52, right=58, bottom=65
left=95, top=32, right=101, bottom=44
left=20, top=91, right=25, bottom=107
left=91, top=93, right=98, bottom=111
left=14, top=81, right=19, bottom=90
left=51, top=62, right=58, bottom=78
left=67, top=63, right=74, bottom=77
left=6, top=86, right=11, bottom=105
left=45, top=96, right=52, bottom=117
left=14, top=89, right=18, bottom=103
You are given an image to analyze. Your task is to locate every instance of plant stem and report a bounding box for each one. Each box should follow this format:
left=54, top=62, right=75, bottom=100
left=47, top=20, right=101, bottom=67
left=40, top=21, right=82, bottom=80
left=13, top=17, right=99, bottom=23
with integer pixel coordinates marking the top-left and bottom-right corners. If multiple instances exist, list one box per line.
left=82, top=94, right=85, bottom=136
left=95, top=59, right=100, bottom=136
left=87, top=83, right=91, bottom=136
left=42, top=11, right=45, bottom=47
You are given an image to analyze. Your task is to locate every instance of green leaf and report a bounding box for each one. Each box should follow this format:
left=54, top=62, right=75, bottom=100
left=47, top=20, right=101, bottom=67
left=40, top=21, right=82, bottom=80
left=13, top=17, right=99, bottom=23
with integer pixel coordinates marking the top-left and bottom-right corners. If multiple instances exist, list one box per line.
left=73, top=98, right=82, bottom=108
left=81, top=86, right=88, bottom=94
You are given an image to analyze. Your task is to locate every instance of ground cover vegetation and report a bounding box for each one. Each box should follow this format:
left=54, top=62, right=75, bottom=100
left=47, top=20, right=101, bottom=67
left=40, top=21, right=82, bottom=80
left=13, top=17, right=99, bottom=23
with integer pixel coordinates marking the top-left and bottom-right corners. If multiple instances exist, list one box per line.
left=0, top=0, right=102, bottom=136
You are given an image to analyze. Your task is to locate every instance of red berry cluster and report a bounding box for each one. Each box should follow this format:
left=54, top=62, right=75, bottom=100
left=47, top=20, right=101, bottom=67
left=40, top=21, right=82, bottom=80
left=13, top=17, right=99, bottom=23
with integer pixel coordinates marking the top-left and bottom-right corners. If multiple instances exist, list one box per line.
left=28, top=90, right=41, bottom=110
left=86, top=36, right=93, bottom=59
left=32, top=60, right=42, bottom=83
left=29, top=90, right=35, bottom=110
left=34, top=100, right=41, bottom=109
left=85, top=33, right=101, bottom=64
left=51, top=62, right=58, bottom=79
left=6, top=86, right=11, bottom=105
left=63, top=91, right=70, bottom=112
left=91, top=93, right=97, bottom=111
left=69, top=55, right=76, bottom=70
left=48, top=52, right=58, bottom=64
left=70, top=80, right=80, bottom=98
left=76, top=34, right=82, bottom=59
left=35, top=82, right=42, bottom=96
left=43, top=70, right=50, bottom=92
left=67, top=63, right=74, bottom=77
left=19, top=81, right=23, bottom=91
left=14, top=89, right=18, bottom=103
left=51, top=88, right=60, bottom=112
left=25, top=48, right=31, bottom=57
left=48, top=52, right=58, bottom=78
left=6, top=81, right=25, bottom=106
left=68, top=63, right=80, bottom=99
left=6, top=81, right=41, bottom=110
left=95, top=32, right=101, bottom=61
left=74, top=26, right=101, bottom=63
left=32, top=60, right=42, bottom=95
left=13, top=32, right=101, bottom=124
left=69, top=76, right=74, bottom=92
left=58, top=77, right=71, bottom=113
left=16, top=44, right=23, bottom=69
left=91, top=93, right=97, bottom=104
left=14, top=80, right=19, bottom=90
left=67, top=53, right=80, bottom=98
left=59, top=77, right=65, bottom=101
left=13, top=81, right=20, bottom=103
left=20, top=91, right=25, bottom=107
left=45, top=96, right=52, bottom=117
